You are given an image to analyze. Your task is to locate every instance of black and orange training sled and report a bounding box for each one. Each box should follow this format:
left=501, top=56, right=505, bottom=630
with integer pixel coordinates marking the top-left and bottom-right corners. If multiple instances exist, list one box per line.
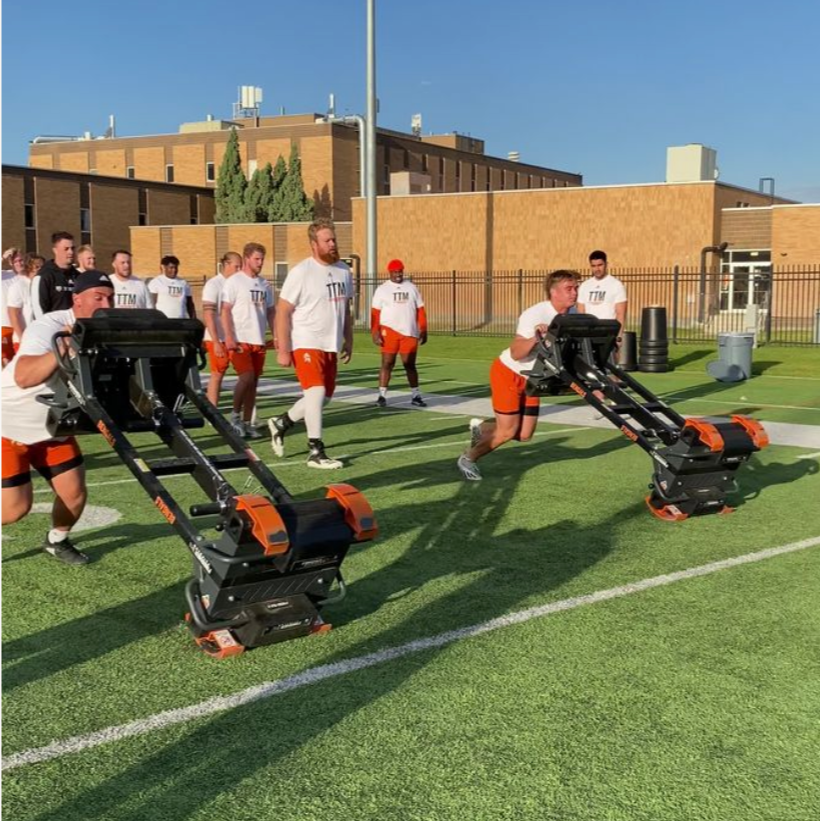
left=525, top=314, right=769, bottom=520
left=39, top=309, right=377, bottom=658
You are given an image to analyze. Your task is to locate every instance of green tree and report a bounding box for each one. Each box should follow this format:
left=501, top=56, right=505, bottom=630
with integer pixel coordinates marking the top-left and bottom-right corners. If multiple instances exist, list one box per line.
left=245, top=163, right=276, bottom=222
left=215, top=129, right=247, bottom=223
left=276, top=143, right=314, bottom=222
left=267, top=155, right=288, bottom=221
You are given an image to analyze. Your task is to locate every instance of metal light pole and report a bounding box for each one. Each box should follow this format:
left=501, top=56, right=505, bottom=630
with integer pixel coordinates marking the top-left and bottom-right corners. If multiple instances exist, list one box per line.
left=365, top=0, right=378, bottom=311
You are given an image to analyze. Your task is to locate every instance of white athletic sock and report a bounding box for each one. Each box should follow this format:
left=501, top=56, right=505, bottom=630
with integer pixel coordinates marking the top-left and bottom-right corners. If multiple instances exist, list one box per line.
left=411, top=387, right=421, bottom=398
left=379, top=387, right=388, bottom=398
left=48, top=529, right=69, bottom=544
left=288, top=398, right=307, bottom=423
left=303, top=386, right=327, bottom=440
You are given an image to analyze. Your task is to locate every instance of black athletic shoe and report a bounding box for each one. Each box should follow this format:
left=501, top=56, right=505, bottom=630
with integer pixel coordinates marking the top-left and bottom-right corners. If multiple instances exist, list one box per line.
left=376, top=395, right=387, bottom=407
left=42, top=536, right=89, bottom=566
left=306, top=439, right=343, bottom=469
left=410, top=395, right=428, bottom=408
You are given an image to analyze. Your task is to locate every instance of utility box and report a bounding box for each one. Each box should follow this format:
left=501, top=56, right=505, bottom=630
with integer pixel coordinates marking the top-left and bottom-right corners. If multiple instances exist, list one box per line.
left=666, top=144, right=718, bottom=183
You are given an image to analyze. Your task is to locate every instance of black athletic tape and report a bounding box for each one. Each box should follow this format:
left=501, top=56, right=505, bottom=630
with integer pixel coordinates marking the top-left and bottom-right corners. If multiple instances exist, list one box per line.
left=2, top=471, right=32, bottom=489
left=37, top=454, right=85, bottom=483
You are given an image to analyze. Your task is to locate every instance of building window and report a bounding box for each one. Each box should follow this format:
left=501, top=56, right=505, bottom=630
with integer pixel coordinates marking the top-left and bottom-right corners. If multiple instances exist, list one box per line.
left=438, top=157, right=445, bottom=191
left=485, top=170, right=491, bottom=192
left=206, top=162, right=215, bottom=182
left=499, top=170, right=505, bottom=191
left=403, top=148, right=410, bottom=169
left=470, top=164, right=476, bottom=192
left=126, top=166, right=135, bottom=179
left=383, top=164, right=391, bottom=193
left=80, top=208, right=91, bottom=233
left=24, top=203, right=35, bottom=229
left=165, top=164, right=175, bottom=183
left=455, top=161, right=461, bottom=190
left=138, top=213, right=147, bottom=226
left=422, top=154, right=428, bottom=174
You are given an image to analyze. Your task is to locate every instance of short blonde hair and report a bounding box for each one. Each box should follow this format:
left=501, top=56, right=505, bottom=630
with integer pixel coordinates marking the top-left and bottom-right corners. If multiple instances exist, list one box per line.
left=308, top=218, right=335, bottom=244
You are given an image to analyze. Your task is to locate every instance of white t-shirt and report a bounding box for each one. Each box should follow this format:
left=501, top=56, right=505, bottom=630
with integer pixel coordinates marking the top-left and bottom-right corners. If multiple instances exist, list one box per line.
left=371, top=279, right=425, bottom=338
left=279, top=258, right=353, bottom=353
left=147, top=275, right=191, bottom=318
left=498, top=301, right=559, bottom=376
left=202, top=274, right=226, bottom=342
left=112, top=275, right=150, bottom=310
left=6, top=276, right=35, bottom=334
left=578, top=274, right=627, bottom=320
left=1, top=270, right=17, bottom=327
left=1, top=309, right=75, bottom=445
left=221, top=272, right=273, bottom=346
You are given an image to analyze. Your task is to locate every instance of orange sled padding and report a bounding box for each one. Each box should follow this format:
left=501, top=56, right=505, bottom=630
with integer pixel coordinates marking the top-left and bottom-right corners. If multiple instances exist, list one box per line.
left=682, top=418, right=724, bottom=452
left=731, top=415, right=770, bottom=450
left=326, top=483, right=379, bottom=542
left=193, top=627, right=245, bottom=659
left=234, top=494, right=290, bottom=556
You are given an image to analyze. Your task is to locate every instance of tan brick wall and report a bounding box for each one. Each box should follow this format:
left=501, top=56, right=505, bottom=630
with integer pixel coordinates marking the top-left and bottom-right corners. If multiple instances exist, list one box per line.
left=34, top=178, right=81, bottom=256
left=131, top=228, right=162, bottom=277
left=90, top=186, right=140, bottom=266
left=173, top=144, right=207, bottom=186
left=29, top=154, right=54, bottom=170
left=299, top=137, right=334, bottom=219
left=1, top=175, right=26, bottom=251
left=721, top=209, right=772, bottom=249
left=58, top=152, right=90, bottom=173
left=771, top=205, right=821, bottom=265
left=133, top=146, right=166, bottom=181
left=352, top=184, right=730, bottom=272
left=146, top=190, right=192, bottom=226
left=94, top=149, right=127, bottom=177
left=126, top=221, right=353, bottom=280
left=168, top=225, right=218, bottom=275
left=254, top=139, right=293, bottom=170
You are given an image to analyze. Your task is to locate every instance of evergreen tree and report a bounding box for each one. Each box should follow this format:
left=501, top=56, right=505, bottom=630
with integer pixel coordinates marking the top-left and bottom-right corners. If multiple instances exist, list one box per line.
left=277, top=143, right=315, bottom=222
left=215, top=129, right=247, bottom=223
left=267, top=155, right=288, bottom=222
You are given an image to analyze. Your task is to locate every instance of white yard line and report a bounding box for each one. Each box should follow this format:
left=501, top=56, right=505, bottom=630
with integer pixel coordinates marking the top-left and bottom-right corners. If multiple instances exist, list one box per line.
left=795, top=452, right=820, bottom=460
left=665, top=396, right=819, bottom=411
left=3, top=536, right=817, bottom=772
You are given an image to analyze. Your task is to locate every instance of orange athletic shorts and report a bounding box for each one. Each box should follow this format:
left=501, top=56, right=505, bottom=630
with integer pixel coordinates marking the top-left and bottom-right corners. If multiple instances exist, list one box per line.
left=229, top=344, right=266, bottom=377
left=490, top=357, right=540, bottom=416
left=1, top=436, right=84, bottom=488
left=204, top=340, right=231, bottom=375
left=1, top=327, right=14, bottom=365
left=380, top=326, right=419, bottom=356
left=293, top=349, right=338, bottom=397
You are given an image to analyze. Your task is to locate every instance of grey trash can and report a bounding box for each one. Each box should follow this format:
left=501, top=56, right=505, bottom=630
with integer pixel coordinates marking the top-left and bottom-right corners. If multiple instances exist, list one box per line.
left=706, top=332, right=755, bottom=383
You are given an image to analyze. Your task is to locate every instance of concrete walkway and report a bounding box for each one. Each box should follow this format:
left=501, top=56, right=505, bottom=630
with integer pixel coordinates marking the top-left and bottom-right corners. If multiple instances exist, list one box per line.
left=234, top=377, right=820, bottom=451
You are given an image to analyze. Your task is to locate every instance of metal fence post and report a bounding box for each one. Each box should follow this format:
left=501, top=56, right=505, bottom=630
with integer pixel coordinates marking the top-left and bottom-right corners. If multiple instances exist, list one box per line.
left=517, top=268, right=523, bottom=317
left=671, top=265, right=679, bottom=344
left=764, top=271, right=773, bottom=345
left=452, top=269, right=457, bottom=336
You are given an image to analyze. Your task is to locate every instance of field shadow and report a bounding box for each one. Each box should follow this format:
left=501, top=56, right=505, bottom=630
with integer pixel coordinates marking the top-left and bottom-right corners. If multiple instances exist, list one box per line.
left=734, top=457, right=819, bottom=506
left=16, top=455, right=626, bottom=821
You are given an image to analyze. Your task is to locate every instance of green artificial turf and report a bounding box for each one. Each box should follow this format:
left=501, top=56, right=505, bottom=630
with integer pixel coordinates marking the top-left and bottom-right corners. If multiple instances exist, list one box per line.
left=2, top=336, right=818, bottom=821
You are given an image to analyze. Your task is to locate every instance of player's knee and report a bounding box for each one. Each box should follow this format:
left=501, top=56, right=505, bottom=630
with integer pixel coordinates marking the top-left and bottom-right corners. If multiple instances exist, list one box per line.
left=2, top=498, right=32, bottom=524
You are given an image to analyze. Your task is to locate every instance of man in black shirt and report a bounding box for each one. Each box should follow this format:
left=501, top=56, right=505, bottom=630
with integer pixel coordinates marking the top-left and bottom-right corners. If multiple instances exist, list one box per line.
left=32, top=232, right=77, bottom=318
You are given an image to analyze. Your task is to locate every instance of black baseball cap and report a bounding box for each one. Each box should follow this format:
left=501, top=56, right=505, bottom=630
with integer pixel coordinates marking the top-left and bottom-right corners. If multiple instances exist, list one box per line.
left=73, top=270, right=114, bottom=294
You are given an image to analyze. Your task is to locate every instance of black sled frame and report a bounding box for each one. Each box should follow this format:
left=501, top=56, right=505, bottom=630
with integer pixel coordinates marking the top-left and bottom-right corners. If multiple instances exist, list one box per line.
left=41, top=309, right=377, bottom=658
left=524, top=314, right=769, bottom=521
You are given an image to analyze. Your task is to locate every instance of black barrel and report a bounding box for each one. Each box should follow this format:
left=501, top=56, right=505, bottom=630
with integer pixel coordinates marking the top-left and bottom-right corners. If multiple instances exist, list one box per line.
left=639, top=306, right=670, bottom=373
left=640, top=306, right=668, bottom=343
left=617, top=331, right=638, bottom=371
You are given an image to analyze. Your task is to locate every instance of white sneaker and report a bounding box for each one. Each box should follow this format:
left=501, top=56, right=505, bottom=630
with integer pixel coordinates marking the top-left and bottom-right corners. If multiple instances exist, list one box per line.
left=306, top=440, right=343, bottom=470
left=457, top=453, right=482, bottom=481
left=244, top=422, right=263, bottom=440
left=469, top=418, right=484, bottom=448
left=268, top=417, right=286, bottom=457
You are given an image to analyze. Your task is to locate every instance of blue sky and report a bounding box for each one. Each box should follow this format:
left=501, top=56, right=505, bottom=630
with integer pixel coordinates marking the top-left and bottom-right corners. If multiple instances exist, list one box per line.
left=2, top=0, right=818, bottom=201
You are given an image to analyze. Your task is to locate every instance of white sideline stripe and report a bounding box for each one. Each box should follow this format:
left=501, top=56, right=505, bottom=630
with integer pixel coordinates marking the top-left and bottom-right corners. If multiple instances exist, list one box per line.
left=795, top=452, right=820, bottom=460
left=667, top=397, right=820, bottom=412
left=3, top=536, right=817, bottom=773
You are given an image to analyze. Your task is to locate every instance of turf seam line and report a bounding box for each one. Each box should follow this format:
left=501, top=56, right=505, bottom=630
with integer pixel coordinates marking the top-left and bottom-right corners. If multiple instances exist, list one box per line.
left=3, top=536, right=817, bottom=773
